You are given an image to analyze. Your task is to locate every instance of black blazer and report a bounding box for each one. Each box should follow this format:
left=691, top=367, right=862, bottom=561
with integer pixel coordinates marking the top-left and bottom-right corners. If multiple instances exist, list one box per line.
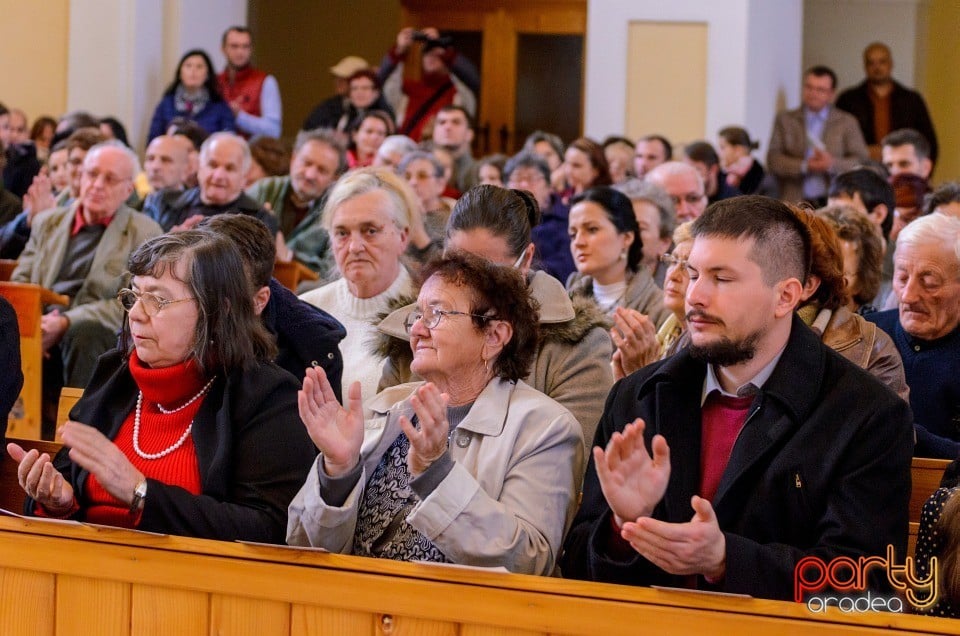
left=28, top=349, right=316, bottom=544
left=836, top=80, right=938, bottom=162
left=560, top=315, right=913, bottom=600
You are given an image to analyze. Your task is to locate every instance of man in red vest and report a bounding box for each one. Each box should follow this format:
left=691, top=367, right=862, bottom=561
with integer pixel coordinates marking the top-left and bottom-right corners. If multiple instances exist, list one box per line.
left=217, top=26, right=282, bottom=139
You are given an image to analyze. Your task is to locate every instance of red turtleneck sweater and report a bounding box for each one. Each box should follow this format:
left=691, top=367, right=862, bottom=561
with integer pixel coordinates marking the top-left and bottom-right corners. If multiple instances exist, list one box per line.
left=82, top=351, right=207, bottom=528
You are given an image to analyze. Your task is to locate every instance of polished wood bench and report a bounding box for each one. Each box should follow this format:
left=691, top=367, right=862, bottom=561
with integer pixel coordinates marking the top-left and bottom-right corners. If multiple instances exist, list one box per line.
left=910, top=457, right=951, bottom=523
left=0, top=516, right=955, bottom=635
left=0, top=259, right=17, bottom=282
left=273, top=259, right=319, bottom=293
left=0, top=438, right=63, bottom=514
left=0, top=282, right=70, bottom=440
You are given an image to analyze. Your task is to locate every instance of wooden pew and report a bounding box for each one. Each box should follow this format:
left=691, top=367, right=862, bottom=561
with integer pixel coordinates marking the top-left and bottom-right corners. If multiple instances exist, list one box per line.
left=0, top=438, right=63, bottom=515
left=0, top=516, right=955, bottom=635
left=54, top=387, right=84, bottom=442
left=273, top=259, right=319, bottom=293
left=910, top=457, right=951, bottom=523
left=0, top=282, right=69, bottom=440
left=0, top=259, right=17, bottom=282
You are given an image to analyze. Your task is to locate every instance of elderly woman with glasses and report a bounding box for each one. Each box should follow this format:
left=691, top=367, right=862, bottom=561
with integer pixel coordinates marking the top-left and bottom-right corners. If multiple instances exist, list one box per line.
left=288, top=252, right=583, bottom=575
left=8, top=231, right=315, bottom=542
left=609, top=222, right=694, bottom=379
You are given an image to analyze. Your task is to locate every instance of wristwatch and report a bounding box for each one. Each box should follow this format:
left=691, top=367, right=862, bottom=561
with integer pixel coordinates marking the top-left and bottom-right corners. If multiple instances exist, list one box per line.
left=129, top=478, right=148, bottom=515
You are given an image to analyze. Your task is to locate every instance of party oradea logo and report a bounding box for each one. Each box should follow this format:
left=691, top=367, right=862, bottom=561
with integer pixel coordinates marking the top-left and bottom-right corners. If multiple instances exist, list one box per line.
left=794, top=546, right=938, bottom=613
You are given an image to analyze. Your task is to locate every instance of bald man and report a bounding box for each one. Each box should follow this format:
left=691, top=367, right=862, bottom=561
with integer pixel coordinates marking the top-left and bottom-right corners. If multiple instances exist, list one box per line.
left=836, top=42, right=938, bottom=164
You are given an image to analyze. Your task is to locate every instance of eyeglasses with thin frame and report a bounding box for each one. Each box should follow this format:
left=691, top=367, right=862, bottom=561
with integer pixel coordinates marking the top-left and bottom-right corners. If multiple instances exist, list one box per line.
left=403, top=306, right=495, bottom=333
left=659, top=252, right=689, bottom=271
left=117, top=288, right=194, bottom=317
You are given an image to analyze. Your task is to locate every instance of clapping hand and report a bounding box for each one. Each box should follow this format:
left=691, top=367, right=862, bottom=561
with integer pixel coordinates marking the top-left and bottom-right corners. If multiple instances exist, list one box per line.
left=299, top=366, right=364, bottom=478
left=609, top=307, right=658, bottom=380
left=60, top=420, right=144, bottom=506
left=398, top=383, right=450, bottom=476
left=7, top=442, right=76, bottom=515
left=594, top=418, right=670, bottom=526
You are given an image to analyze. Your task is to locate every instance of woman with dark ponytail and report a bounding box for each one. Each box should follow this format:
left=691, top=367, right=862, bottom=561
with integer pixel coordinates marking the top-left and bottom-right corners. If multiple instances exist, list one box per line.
left=717, top=126, right=767, bottom=195
left=376, top=184, right=615, bottom=456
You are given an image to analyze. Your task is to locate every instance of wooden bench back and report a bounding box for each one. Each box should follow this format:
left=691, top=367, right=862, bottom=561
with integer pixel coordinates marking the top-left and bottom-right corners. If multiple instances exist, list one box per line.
left=0, top=438, right=64, bottom=515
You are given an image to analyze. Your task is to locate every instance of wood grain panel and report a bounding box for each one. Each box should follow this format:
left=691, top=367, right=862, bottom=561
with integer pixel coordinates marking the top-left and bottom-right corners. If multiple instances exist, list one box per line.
left=131, top=585, right=208, bottom=636
left=211, top=594, right=290, bottom=635
left=378, top=614, right=458, bottom=636
left=291, top=605, right=373, bottom=635
left=0, top=567, right=55, bottom=636
left=462, top=626, right=544, bottom=636
left=56, top=575, right=130, bottom=636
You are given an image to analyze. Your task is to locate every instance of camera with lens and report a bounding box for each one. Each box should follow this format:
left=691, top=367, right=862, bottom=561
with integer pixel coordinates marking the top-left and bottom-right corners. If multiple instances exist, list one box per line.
left=411, top=31, right=453, bottom=48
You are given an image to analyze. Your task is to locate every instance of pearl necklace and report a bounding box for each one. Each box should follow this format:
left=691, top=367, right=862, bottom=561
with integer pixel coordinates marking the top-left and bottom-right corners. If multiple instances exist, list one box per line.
left=132, top=377, right=216, bottom=460
left=156, top=376, right=217, bottom=414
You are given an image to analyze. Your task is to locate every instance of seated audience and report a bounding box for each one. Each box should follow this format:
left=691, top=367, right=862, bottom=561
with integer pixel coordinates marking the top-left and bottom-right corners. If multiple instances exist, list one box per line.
left=373, top=134, right=418, bottom=171
left=148, top=49, right=235, bottom=141
left=11, top=141, right=163, bottom=435
left=474, top=153, right=506, bottom=187
left=819, top=204, right=885, bottom=315
left=1, top=104, right=41, bottom=198
left=504, top=152, right=575, bottom=283
left=793, top=207, right=908, bottom=400
left=30, top=116, right=57, bottom=162
left=399, top=151, right=451, bottom=255
left=245, top=135, right=290, bottom=186
left=925, top=182, right=960, bottom=219
left=347, top=110, right=394, bottom=169
left=165, top=118, right=208, bottom=189
left=142, top=134, right=192, bottom=195
left=246, top=128, right=346, bottom=279
left=9, top=231, right=315, bottom=541
left=47, top=141, right=70, bottom=195
left=827, top=168, right=896, bottom=305
left=566, top=187, right=670, bottom=325
left=560, top=195, right=913, bottom=601
left=302, top=55, right=371, bottom=131
left=866, top=213, right=960, bottom=458
left=615, top=179, right=676, bottom=287
left=324, top=68, right=394, bottom=133
left=645, top=161, right=707, bottom=223
left=683, top=141, right=740, bottom=204
left=198, top=214, right=346, bottom=399
left=522, top=130, right=565, bottom=191
left=376, top=185, right=613, bottom=455
left=299, top=167, right=417, bottom=400
left=561, top=137, right=612, bottom=204
left=98, top=117, right=130, bottom=146
left=143, top=132, right=277, bottom=234
left=0, top=142, right=22, bottom=227
left=717, top=126, right=768, bottom=195
left=881, top=128, right=933, bottom=180
left=603, top=136, right=635, bottom=185
left=915, top=486, right=960, bottom=617
left=609, top=222, right=693, bottom=380
left=287, top=252, right=584, bottom=575
left=890, top=172, right=930, bottom=242
left=633, top=134, right=672, bottom=180
left=426, top=105, right=476, bottom=193
left=0, top=296, right=22, bottom=442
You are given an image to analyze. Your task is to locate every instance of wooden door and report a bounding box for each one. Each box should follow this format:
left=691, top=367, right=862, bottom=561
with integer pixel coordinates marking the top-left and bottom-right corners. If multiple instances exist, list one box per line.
left=401, top=0, right=586, bottom=154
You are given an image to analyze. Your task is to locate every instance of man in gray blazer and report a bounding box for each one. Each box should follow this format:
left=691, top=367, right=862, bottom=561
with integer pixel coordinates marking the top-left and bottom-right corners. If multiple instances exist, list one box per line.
left=767, top=66, right=869, bottom=206
left=12, top=141, right=162, bottom=430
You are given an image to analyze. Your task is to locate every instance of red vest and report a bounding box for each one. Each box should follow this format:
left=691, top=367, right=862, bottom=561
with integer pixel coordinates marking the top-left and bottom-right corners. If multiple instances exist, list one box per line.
left=217, top=66, right=267, bottom=118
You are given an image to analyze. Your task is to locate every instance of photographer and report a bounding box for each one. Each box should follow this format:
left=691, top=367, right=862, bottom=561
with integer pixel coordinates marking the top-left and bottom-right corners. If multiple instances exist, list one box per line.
left=378, top=27, right=479, bottom=142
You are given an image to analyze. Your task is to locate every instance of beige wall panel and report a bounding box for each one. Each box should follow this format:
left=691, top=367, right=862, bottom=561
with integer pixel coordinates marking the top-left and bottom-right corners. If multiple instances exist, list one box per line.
left=625, top=21, right=708, bottom=145
left=923, top=0, right=960, bottom=181
left=56, top=575, right=131, bottom=636
left=0, top=0, right=69, bottom=121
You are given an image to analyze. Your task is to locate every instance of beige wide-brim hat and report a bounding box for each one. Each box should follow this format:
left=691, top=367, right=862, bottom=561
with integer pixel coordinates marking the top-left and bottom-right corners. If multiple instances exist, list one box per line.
left=330, top=56, right=370, bottom=78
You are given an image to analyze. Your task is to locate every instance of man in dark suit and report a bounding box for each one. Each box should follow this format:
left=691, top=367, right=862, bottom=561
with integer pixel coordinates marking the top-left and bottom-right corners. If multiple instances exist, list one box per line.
left=560, top=195, right=913, bottom=601
left=836, top=42, right=938, bottom=165
left=767, top=66, right=869, bottom=206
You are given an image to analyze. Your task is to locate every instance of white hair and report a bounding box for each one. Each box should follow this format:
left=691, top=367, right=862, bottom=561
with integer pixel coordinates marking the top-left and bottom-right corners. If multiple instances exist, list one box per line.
left=645, top=160, right=704, bottom=192
left=377, top=135, right=418, bottom=159
left=87, top=139, right=141, bottom=178
left=199, top=132, right=251, bottom=173
left=896, top=212, right=960, bottom=276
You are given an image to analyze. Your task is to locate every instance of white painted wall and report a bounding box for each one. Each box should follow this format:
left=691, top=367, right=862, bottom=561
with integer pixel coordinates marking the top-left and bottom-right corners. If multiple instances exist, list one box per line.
left=585, top=0, right=802, bottom=154
left=67, top=0, right=247, bottom=150
left=803, top=0, right=922, bottom=92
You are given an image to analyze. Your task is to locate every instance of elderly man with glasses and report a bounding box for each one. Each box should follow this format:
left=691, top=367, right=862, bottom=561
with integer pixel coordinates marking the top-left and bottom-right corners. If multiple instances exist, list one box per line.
left=11, top=141, right=162, bottom=436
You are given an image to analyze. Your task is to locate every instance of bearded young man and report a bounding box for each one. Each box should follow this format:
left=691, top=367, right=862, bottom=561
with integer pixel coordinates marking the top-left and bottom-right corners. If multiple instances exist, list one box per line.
left=560, top=195, right=913, bottom=601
